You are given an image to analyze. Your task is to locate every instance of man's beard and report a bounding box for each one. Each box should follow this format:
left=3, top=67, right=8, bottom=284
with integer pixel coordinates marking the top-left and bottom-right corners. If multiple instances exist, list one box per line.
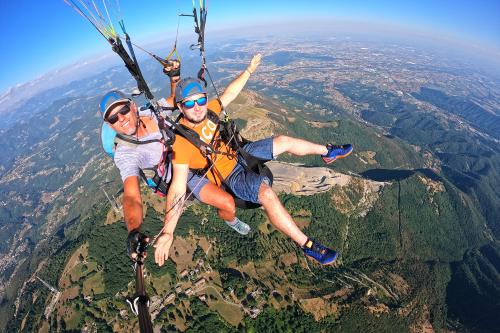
left=184, top=113, right=207, bottom=125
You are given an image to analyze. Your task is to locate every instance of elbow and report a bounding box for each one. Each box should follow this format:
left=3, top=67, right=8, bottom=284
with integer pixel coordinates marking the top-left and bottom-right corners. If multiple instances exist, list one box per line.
left=123, top=194, right=141, bottom=208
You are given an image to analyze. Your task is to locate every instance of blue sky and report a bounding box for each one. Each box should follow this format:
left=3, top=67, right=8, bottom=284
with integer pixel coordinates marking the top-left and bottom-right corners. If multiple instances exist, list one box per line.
left=1, top=0, right=499, bottom=93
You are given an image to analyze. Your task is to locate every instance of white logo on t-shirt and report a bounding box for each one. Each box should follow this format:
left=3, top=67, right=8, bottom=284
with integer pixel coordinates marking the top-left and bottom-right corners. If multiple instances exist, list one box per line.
left=201, top=119, right=217, bottom=143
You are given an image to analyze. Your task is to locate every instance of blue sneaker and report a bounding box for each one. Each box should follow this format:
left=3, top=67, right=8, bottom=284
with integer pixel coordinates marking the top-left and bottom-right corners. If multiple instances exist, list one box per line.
left=302, top=239, right=338, bottom=265
left=322, top=144, right=353, bottom=164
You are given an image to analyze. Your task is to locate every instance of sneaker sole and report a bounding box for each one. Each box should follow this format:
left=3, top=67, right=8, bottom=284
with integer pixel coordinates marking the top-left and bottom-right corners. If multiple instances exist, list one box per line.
left=304, top=252, right=338, bottom=266
left=322, top=148, right=353, bottom=164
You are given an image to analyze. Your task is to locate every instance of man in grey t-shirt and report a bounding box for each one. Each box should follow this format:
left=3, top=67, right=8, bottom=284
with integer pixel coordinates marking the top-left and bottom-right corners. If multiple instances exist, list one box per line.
left=113, top=107, right=165, bottom=183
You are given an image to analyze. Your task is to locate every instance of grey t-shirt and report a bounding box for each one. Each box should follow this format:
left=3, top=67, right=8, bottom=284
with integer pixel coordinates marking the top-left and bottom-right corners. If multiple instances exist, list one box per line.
left=114, top=131, right=164, bottom=181
left=113, top=106, right=168, bottom=182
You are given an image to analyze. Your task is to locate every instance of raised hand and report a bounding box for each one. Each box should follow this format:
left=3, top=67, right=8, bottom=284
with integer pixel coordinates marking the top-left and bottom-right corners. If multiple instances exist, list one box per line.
left=163, top=59, right=181, bottom=79
left=154, top=232, right=174, bottom=266
left=247, top=53, right=262, bottom=74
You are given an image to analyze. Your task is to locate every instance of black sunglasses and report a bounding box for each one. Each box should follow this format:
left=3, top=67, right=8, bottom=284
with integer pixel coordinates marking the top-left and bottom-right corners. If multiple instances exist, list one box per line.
left=106, top=104, right=131, bottom=124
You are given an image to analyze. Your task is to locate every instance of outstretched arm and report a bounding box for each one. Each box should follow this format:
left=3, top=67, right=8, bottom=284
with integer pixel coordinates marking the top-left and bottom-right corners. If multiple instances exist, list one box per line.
left=123, top=176, right=143, bottom=232
left=219, top=53, right=261, bottom=108
left=123, top=176, right=150, bottom=259
left=154, top=163, right=190, bottom=266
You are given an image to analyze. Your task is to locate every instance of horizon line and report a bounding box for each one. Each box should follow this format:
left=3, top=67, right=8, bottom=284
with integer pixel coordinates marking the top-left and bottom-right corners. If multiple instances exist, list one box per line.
left=2, top=19, right=500, bottom=95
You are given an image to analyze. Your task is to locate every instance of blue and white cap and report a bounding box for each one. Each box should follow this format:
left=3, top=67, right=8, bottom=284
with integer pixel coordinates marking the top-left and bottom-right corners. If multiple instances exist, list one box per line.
left=99, top=90, right=130, bottom=120
left=175, top=77, right=206, bottom=103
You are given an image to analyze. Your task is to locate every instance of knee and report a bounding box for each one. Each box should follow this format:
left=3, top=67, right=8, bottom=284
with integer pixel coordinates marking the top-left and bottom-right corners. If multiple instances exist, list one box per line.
left=258, top=184, right=277, bottom=203
left=273, top=135, right=290, bottom=147
left=219, top=197, right=236, bottom=215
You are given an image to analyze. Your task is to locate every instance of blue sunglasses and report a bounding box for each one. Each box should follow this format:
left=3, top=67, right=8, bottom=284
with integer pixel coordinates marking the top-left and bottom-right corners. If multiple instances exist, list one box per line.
left=182, top=96, right=207, bottom=109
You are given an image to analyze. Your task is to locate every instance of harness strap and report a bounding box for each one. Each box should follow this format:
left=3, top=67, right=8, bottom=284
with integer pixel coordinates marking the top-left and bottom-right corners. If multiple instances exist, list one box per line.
left=115, top=134, right=161, bottom=146
left=219, top=119, right=269, bottom=173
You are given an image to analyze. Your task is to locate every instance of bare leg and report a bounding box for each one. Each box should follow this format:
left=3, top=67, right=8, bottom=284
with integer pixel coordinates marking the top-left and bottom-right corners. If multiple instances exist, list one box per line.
left=258, top=183, right=308, bottom=246
left=198, top=183, right=236, bottom=221
left=272, top=135, right=328, bottom=157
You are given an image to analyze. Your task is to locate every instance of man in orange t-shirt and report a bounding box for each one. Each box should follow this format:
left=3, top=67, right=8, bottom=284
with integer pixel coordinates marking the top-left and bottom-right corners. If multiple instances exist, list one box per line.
left=154, top=54, right=353, bottom=267
left=172, top=98, right=237, bottom=186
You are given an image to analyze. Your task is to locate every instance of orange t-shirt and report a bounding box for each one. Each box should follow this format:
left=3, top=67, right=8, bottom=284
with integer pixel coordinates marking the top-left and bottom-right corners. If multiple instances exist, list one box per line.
left=172, top=99, right=237, bottom=185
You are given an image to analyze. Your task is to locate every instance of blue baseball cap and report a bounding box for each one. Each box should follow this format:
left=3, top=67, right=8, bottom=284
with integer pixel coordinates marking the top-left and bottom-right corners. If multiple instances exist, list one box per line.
left=175, top=77, right=206, bottom=103
left=100, top=90, right=130, bottom=120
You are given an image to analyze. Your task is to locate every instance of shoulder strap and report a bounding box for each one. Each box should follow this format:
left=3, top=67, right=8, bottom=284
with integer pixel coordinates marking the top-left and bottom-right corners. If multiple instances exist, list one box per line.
left=114, top=116, right=165, bottom=147
left=115, top=133, right=161, bottom=146
left=206, top=109, right=219, bottom=124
